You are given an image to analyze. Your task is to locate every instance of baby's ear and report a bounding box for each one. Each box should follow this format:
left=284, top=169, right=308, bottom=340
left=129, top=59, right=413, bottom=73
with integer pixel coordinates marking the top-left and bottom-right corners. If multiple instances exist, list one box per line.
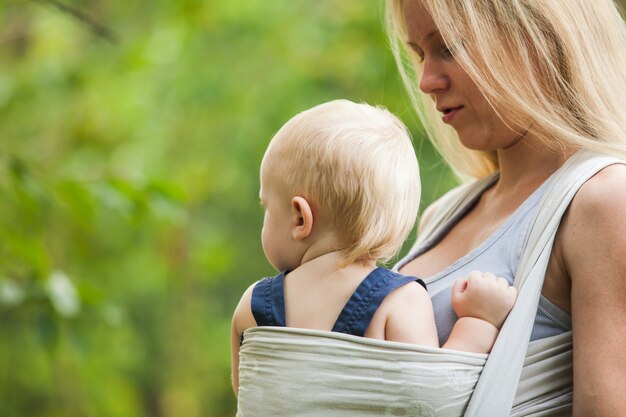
left=291, top=196, right=313, bottom=240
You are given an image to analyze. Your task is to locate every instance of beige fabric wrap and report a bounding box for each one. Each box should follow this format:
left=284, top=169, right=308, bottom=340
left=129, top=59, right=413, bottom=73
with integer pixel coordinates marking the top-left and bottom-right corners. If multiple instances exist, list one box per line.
left=237, top=152, right=622, bottom=416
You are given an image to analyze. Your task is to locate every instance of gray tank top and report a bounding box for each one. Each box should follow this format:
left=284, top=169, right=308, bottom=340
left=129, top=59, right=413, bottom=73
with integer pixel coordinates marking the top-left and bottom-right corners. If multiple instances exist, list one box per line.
left=395, top=174, right=572, bottom=346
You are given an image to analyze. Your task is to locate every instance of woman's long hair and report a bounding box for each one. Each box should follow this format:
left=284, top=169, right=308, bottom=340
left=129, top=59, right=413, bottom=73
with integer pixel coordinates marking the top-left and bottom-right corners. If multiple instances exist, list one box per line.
left=387, top=0, right=626, bottom=179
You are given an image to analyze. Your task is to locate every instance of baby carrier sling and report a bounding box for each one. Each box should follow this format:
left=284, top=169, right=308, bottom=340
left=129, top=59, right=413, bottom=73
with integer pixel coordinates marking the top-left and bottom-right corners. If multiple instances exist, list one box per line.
left=236, top=152, right=623, bottom=416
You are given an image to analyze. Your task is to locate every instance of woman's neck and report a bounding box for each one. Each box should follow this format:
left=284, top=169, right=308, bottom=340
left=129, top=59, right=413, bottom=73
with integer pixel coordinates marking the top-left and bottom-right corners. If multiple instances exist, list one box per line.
left=493, top=133, right=573, bottom=195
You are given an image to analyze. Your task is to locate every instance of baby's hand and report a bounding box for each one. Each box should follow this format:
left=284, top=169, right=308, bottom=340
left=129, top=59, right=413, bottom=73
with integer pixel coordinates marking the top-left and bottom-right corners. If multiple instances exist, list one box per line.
left=450, top=271, right=517, bottom=329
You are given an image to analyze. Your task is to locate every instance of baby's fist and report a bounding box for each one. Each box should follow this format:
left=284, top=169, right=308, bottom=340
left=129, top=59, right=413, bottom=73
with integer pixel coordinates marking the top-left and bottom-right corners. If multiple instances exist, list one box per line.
left=451, top=271, right=517, bottom=329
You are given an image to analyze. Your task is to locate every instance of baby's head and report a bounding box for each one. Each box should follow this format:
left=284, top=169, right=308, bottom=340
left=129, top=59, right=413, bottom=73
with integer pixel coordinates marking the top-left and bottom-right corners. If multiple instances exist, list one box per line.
left=260, top=99, right=420, bottom=270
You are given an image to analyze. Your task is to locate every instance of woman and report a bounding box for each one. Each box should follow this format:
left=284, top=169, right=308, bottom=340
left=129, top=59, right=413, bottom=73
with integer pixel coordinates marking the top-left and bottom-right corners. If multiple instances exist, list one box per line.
left=387, top=0, right=626, bottom=415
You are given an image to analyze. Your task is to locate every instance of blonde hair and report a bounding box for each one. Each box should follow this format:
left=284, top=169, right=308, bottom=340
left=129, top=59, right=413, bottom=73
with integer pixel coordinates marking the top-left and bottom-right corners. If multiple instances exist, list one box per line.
left=263, top=99, right=420, bottom=265
left=386, top=0, right=626, bottom=179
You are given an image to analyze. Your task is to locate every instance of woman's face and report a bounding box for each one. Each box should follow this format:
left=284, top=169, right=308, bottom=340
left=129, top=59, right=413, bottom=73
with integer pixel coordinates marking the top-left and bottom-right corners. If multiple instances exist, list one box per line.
left=402, top=0, right=521, bottom=151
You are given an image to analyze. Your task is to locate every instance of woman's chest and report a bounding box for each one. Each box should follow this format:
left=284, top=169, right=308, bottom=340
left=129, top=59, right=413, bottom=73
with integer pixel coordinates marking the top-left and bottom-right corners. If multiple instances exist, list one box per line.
left=401, top=208, right=510, bottom=278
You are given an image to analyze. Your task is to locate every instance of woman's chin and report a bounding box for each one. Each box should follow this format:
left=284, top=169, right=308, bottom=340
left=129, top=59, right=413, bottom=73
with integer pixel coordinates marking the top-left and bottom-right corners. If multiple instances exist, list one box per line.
left=456, top=136, right=492, bottom=152
left=456, top=131, right=518, bottom=153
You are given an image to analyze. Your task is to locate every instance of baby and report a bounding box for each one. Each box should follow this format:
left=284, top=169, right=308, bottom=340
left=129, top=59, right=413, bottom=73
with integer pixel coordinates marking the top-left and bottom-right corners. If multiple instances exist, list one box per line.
left=230, top=100, right=517, bottom=394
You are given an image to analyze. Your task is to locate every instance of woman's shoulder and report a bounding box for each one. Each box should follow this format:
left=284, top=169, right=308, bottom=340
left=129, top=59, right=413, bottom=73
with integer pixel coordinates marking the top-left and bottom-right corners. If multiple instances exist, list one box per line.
left=567, top=163, right=626, bottom=220
left=559, top=162, right=626, bottom=264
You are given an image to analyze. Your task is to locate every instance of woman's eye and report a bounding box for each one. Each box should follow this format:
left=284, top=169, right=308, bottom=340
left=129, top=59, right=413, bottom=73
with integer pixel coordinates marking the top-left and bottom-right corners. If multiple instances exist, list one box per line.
left=441, top=47, right=453, bottom=59
left=406, top=42, right=424, bottom=63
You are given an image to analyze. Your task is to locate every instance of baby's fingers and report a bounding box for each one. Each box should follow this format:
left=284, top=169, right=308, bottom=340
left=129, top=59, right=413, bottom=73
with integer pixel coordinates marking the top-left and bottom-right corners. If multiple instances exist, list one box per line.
left=450, top=277, right=468, bottom=309
left=451, top=277, right=468, bottom=294
left=504, top=284, right=518, bottom=305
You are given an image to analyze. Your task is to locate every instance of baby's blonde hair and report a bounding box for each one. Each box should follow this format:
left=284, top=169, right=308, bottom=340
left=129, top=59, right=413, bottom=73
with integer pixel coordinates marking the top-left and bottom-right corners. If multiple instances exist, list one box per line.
left=386, top=0, right=626, bottom=180
left=263, top=99, right=420, bottom=265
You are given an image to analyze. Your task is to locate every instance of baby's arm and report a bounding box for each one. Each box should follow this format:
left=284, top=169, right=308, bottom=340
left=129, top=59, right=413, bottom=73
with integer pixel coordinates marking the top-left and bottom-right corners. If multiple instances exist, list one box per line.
left=442, top=271, right=517, bottom=353
left=367, top=281, right=439, bottom=347
left=230, top=284, right=257, bottom=397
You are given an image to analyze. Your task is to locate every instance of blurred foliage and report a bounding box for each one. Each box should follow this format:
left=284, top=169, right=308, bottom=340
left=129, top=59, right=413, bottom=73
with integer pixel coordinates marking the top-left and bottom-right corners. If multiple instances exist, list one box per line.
left=0, top=1, right=460, bottom=416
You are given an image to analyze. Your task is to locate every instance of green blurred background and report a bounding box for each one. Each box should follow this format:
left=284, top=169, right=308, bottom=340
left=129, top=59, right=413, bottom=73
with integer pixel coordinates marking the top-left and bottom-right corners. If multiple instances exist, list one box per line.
left=0, top=1, right=492, bottom=416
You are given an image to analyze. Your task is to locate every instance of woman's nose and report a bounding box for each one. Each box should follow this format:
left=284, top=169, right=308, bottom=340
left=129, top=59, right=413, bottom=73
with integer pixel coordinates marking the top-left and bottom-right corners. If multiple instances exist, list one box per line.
left=419, top=60, right=448, bottom=94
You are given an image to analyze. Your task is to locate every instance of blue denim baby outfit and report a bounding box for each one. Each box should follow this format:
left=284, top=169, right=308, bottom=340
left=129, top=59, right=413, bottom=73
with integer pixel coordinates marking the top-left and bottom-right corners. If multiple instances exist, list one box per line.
left=250, top=267, right=426, bottom=337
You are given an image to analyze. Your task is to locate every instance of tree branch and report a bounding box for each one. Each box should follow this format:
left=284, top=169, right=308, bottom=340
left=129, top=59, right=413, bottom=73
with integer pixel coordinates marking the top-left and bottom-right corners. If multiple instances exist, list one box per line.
left=32, top=0, right=119, bottom=44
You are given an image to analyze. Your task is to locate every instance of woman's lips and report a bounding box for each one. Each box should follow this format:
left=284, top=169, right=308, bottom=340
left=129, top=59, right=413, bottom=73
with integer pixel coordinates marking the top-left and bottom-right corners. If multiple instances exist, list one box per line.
left=442, top=106, right=463, bottom=123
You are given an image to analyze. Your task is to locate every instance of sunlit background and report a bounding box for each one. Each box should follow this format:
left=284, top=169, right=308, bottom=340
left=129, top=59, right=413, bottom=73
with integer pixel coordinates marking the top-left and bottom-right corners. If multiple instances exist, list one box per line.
left=0, top=0, right=521, bottom=415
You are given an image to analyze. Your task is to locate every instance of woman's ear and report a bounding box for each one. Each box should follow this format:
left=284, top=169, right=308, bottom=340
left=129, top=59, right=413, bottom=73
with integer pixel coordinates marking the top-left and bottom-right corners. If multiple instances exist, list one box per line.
left=291, top=196, right=313, bottom=241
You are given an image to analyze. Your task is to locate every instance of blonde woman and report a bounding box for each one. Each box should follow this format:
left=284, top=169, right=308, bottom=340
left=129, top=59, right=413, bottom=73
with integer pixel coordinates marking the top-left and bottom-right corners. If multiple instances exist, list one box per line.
left=387, top=0, right=626, bottom=415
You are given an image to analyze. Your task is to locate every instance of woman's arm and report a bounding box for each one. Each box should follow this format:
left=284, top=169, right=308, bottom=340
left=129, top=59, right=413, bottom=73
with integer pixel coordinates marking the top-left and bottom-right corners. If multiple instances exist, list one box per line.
left=559, top=165, right=626, bottom=416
